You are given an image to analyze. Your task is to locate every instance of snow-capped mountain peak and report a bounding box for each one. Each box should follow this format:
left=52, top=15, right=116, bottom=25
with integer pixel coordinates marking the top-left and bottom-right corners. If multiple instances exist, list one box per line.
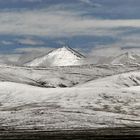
left=25, top=46, right=86, bottom=67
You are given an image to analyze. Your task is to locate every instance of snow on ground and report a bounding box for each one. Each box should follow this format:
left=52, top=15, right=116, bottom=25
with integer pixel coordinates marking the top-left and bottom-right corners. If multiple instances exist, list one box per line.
left=0, top=67, right=140, bottom=130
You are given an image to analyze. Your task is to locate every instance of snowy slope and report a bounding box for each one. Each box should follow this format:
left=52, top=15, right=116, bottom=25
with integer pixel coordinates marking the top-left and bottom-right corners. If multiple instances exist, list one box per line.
left=0, top=70, right=140, bottom=130
left=78, top=70, right=140, bottom=88
left=0, top=64, right=114, bottom=88
left=0, top=64, right=139, bottom=88
left=25, top=46, right=85, bottom=67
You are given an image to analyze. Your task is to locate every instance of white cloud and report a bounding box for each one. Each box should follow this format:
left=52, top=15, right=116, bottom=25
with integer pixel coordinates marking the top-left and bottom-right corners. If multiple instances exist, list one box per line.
left=88, top=35, right=140, bottom=58
left=0, top=0, right=43, bottom=2
left=120, top=35, right=140, bottom=48
left=23, top=0, right=42, bottom=2
left=89, top=45, right=122, bottom=57
left=16, top=47, right=53, bottom=64
left=16, top=37, right=45, bottom=45
left=0, top=7, right=140, bottom=37
left=0, top=54, right=21, bottom=65
left=79, top=0, right=92, bottom=5
left=85, top=31, right=140, bottom=58
left=0, top=40, right=13, bottom=45
left=15, top=47, right=52, bottom=53
left=78, top=0, right=101, bottom=7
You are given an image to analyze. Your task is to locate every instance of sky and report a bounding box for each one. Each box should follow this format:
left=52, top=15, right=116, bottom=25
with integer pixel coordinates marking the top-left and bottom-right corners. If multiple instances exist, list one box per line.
left=0, top=0, right=140, bottom=57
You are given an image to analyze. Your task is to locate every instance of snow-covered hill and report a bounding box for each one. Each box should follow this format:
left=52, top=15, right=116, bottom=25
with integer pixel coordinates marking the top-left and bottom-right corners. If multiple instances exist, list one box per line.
left=0, top=64, right=139, bottom=88
left=25, top=46, right=86, bottom=67
left=0, top=65, right=112, bottom=88
left=0, top=70, right=140, bottom=130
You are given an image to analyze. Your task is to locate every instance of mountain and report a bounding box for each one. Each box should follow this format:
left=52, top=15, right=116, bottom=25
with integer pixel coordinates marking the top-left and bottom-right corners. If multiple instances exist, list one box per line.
left=111, top=52, right=140, bottom=65
left=25, top=46, right=86, bottom=67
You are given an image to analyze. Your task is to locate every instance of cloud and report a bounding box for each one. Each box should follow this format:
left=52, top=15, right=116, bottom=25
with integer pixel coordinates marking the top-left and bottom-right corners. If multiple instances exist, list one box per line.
left=86, top=32, right=140, bottom=59
left=15, top=47, right=53, bottom=64
left=89, top=45, right=122, bottom=57
left=0, top=54, right=21, bottom=65
left=92, top=45, right=140, bottom=57
left=0, top=46, right=53, bottom=65
left=0, top=0, right=43, bottom=3
left=21, top=0, right=42, bottom=2
left=0, top=40, right=13, bottom=45
left=88, top=35, right=140, bottom=58
left=16, top=37, right=45, bottom=45
left=0, top=7, right=140, bottom=38
left=15, top=47, right=52, bottom=53
left=78, top=0, right=101, bottom=7
left=85, top=43, right=140, bottom=64
left=120, top=35, right=140, bottom=48
left=79, top=0, right=92, bottom=5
